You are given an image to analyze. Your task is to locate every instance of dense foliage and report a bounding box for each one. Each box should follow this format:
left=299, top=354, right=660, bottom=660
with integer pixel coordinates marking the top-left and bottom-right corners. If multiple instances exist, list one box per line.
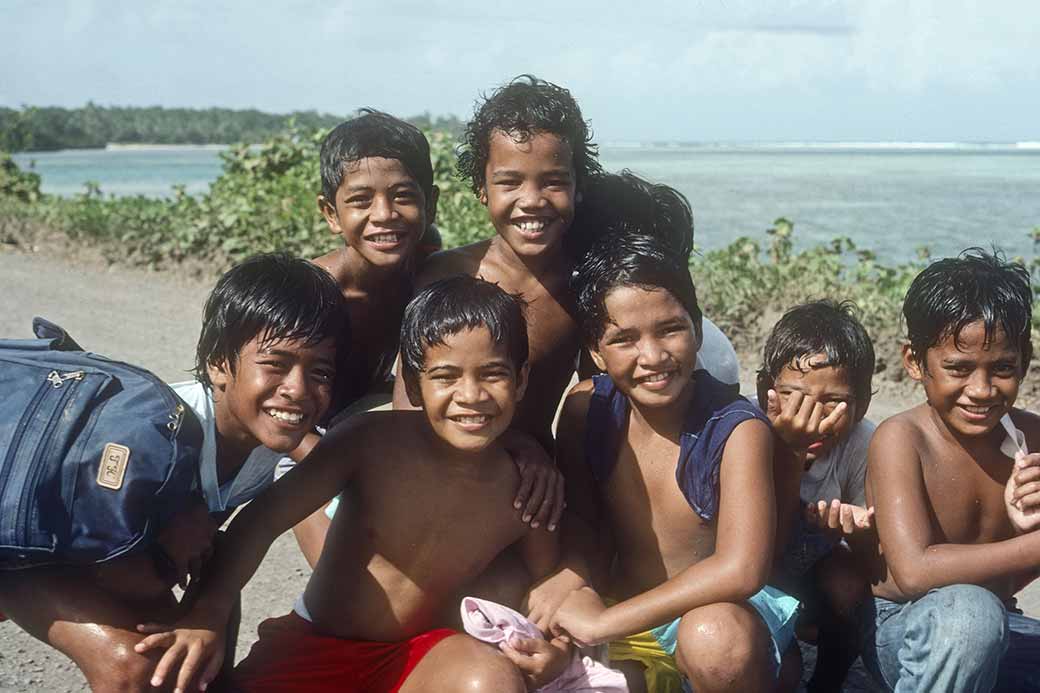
left=0, top=104, right=464, bottom=152
left=0, top=125, right=489, bottom=265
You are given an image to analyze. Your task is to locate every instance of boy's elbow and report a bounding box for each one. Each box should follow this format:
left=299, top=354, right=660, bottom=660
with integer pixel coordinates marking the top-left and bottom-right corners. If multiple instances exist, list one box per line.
left=719, top=558, right=768, bottom=601
left=888, top=562, right=932, bottom=600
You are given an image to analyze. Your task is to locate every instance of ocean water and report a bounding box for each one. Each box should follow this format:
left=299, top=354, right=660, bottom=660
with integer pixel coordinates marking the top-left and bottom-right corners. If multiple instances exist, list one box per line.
left=12, top=144, right=1039, bottom=262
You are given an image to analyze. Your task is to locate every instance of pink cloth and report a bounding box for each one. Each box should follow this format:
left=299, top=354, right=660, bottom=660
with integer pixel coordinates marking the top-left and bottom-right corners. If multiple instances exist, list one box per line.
left=460, top=597, right=629, bottom=693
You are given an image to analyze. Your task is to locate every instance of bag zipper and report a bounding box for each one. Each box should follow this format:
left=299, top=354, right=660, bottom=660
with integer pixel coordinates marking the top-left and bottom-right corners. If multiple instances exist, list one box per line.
left=17, top=371, right=91, bottom=547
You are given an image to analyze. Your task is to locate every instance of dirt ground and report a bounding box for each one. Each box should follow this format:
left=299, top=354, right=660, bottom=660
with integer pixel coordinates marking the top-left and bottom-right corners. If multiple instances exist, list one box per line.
left=0, top=244, right=1036, bottom=692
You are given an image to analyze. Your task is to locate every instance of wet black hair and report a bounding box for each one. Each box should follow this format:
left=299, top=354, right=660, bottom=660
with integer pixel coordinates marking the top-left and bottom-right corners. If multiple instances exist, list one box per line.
left=193, top=252, right=349, bottom=389
left=320, top=109, right=434, bottom=205
left=456, top=74, right=602, bottom=196
left=399, top=275, right=529, bottom=385
left=904, top=248, right=1033, bottom=369
left=757, top=300, right=876, bottom=408
left=573, top=231, right=702, bottom=347
left=565, top=169, right=694, bottom=263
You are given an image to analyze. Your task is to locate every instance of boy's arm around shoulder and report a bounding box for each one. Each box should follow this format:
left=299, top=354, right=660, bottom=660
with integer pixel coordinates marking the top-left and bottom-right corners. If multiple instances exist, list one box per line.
left=557, top=416, right=776, bottom=644
left=134, top=414, right=370, bottom=691
left=869, top=414, right=1040, bottom=599
left=526, top=379, right=605, bottom=629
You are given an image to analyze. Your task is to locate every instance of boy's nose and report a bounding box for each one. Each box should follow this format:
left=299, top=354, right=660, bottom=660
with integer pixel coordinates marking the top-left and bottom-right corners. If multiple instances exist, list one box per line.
left=369, top=194, right=397, bottom=222
left=455, top=377, right=488, bottom=404
left=636, top=339, right=669, bottom=367
left=278, top=367, right=308, bottom=400
left=965, top=372, right=997, bottom=399
left=517, top=184, right=547, bottom=210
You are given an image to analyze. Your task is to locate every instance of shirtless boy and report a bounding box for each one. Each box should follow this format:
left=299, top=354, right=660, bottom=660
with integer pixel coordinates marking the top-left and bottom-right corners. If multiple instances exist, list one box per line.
left=0, top=253, right=346, bottom=691
left=287, top=111, right=561, bottom=566
left=393, top=74, right=602, bottom=462
left=137, top=276, right=567, bottom=693
left=540, top=230, right=799, bottom=693
left=863, top=249, right=1040, bottom=691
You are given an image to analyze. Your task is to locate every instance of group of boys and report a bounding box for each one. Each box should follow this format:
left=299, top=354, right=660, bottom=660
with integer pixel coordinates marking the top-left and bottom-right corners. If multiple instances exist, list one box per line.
left=2, top=75, right=1039, bottom=693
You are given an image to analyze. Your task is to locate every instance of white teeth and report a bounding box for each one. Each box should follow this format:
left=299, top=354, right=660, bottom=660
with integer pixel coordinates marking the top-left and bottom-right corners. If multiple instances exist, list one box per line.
left=369, top=233, right=402, bottom=243
left=266, top=409, right=303, bottom=424
left=453, top=415, right=490, bottom=424
left=962, top=405, right=993, bottom=414
left=640, top=373, right=670, bottom=383
left=517, top=220, right=547, bottom=232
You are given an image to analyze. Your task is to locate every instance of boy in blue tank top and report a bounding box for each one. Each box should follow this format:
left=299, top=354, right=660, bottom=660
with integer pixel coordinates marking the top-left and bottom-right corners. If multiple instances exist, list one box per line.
left=528, top=227, right=800, bottom=692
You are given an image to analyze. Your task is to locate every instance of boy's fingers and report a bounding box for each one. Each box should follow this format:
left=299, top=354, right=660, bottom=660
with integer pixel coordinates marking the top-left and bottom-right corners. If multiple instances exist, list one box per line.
left=793, top=393, right=815, bottom=428
left=818, top=402, right=848, bottom=436
left=1015, top=467, right=1040, bottom=485
left=530, top=479, right=554, bottom=529
left=807, top=401, right=825, bottom=433
left=514, top=470, right=535, bottom=513
left=174, top=645, right=203, bottom=693
left=198, top=652, right=225, bottom=692
left=826, top=499, right=841, bottom=529
left=840, top=504, right=855, bottom=534
left=766, top=389, right=781, bottom=419
left=136, top=622, right=172, bottom=635
left=1016, top=491, right=1040, bottom=512
left=134, top=631, right=173, bottom=653
left=521, top=472, right=547, bottom=525
left=150, top=643, right=186, bottom=689
left=548, top=474, right=566, bottom=532
left=1013, top=481, right=1040, bottom=502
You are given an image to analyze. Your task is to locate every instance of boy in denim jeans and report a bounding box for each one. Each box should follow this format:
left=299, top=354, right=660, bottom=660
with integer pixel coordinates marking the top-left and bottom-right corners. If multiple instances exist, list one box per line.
left=863, top=249, right=1040, bottom=691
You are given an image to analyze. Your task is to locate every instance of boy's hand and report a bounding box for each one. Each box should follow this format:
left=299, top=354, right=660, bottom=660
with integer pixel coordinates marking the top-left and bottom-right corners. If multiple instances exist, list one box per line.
left=133, top=613, right=226, bottom=692
left=550, top=586, right=608, bottom=647
left=765, top=389, right=848, bottom=458
left=526, top=569, right=587, bottom=632
left=1006, top=452, right=1040, bottom=533
left=500, top=634, right=573, bottom=689
left=806, top=499, right=874, bottom=536
left=502, top=432, right=566, bottom=531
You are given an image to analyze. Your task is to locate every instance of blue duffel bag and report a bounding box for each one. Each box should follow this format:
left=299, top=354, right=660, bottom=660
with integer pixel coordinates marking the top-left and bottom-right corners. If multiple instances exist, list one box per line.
left=0, top=318, right=204, bottom=569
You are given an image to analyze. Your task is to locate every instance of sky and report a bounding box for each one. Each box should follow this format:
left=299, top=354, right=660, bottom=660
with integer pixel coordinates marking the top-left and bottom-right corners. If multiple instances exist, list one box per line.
left=2, top=0, right=1038, bottom=142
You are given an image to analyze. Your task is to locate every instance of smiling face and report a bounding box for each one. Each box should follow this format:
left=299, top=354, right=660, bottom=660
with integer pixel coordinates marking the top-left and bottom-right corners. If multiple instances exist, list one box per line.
left=209, top=334, right=337, bottom=456
left=409, top=327, right=526, bottom=453
left=905, top=320, right=1024, bottom=439
left=319, top=156, right=430, bottom=270
left=773, top=354, right=857, bottom=461
left=591, top=285, right=701, bottom=409
left=481, top=129, right=576, bottom=259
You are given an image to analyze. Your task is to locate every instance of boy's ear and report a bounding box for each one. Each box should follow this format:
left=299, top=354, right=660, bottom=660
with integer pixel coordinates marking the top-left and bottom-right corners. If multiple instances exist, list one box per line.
left=514, top=362, right=531, bottom=402
left=589, top=346, right=607, bottom=373
left=426, top=185, right=439, bottom=225
left=318, top=194, right=341, bottom=234
left=479, top=187, right=488, bottom=206
left=207, top=360, right=231, bottom=391
left=902, top=343, right=924, bottom=382
left=403, top=372, right=424, bottom=408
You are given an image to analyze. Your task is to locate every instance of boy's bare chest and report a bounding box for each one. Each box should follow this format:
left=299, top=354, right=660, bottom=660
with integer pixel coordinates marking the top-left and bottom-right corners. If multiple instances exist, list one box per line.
left=607, top=439, right=711, bottom=559
left=921, top=452, right=1014, bottom=543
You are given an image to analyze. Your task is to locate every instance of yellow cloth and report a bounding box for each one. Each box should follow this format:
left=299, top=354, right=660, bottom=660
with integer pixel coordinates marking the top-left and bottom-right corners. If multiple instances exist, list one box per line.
left=608, top=627, right=684, bottom=693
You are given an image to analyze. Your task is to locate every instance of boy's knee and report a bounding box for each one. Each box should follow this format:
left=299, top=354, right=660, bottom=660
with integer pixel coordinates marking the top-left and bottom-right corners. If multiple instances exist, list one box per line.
left=911, top=585, right=1008, bottom=659
left=437, top=636, right=525, bottom=693
left=675, top=603, right=772, bottom=689
left=82, top=636, right=157, bottom=692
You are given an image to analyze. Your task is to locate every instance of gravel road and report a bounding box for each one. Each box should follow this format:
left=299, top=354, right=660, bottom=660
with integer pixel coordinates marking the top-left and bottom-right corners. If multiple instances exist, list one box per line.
left=1, top=247, right=1035, bottom=692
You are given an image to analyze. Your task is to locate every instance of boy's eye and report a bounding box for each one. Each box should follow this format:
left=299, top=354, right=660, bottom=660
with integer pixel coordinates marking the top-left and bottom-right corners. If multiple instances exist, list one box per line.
left=313, top=369, right=335, bottom=383
left=394, top=190, right=417, bottom=202
left=345, top=195, right=371, bottom=207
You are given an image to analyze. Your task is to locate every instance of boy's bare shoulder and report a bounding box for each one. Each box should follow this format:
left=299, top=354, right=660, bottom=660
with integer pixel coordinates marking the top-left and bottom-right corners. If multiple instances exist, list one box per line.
left=417, top=240, right=492, bottom=287
left=326, top=409, right=427, bottom=449
left=869, top=407, right=929, bottom=466
left=561, top=378, right=596, bottom=416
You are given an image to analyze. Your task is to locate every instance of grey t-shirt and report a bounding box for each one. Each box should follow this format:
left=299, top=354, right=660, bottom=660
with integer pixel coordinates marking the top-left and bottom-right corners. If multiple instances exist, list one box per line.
left=799, top=418, right=876, bottom=507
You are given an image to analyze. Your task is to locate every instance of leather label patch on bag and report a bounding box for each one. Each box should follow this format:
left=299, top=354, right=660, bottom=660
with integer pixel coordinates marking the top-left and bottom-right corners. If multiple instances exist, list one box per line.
left=97, top=443, right=130, bottom=490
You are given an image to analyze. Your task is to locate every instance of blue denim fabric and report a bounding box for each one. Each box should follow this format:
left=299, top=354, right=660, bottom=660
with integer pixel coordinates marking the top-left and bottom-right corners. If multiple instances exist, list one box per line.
left=860, top=584, right=1040, bottom=692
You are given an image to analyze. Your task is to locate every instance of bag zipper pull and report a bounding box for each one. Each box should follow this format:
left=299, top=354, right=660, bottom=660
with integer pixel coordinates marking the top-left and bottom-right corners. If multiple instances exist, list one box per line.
left=46, top=370, right=85, bottom=388
left=167, top=403, right=185, bottom=433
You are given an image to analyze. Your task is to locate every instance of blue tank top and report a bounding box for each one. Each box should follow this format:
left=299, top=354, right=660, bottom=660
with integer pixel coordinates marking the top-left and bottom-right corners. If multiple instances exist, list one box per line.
left=583, top=370, right=770, bottom=521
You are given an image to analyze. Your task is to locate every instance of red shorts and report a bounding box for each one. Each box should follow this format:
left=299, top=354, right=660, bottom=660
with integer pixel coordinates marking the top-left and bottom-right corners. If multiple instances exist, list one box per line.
left=232, top=612, right=455, bottom=692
